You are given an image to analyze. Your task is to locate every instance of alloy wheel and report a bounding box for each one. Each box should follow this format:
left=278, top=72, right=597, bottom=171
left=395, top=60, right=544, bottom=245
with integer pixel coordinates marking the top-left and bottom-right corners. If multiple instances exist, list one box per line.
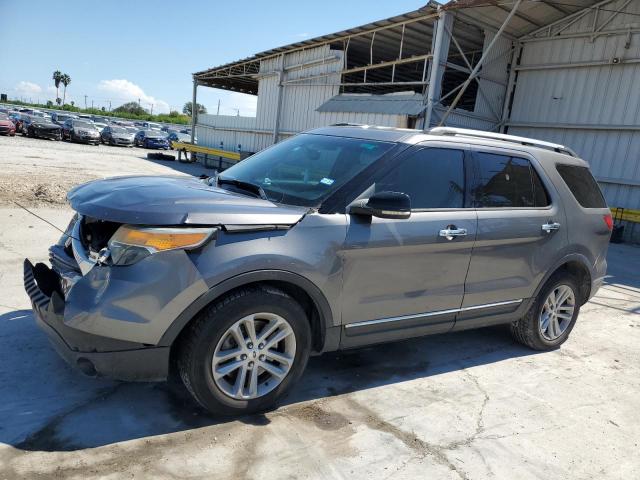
left=539, top=284, right=576, bottom=340
left=212, top=312, right=296, bottom=400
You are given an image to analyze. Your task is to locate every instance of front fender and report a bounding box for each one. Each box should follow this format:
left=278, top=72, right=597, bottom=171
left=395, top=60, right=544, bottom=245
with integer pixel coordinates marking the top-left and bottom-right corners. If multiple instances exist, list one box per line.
left=157, top=269, right=338, bottom=352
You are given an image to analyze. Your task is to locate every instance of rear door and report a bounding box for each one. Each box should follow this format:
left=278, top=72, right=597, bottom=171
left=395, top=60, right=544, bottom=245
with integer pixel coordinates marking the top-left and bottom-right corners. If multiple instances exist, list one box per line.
left=457, top=147, right=567, bottom=330
left=340, top=144, right=478, bottom=347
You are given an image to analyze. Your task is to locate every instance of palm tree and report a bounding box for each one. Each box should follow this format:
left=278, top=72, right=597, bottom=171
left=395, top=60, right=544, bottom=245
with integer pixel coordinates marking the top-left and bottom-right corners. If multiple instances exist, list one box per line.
left=61, top=74, right=71, bottom=106
left=52, top=70, right=62, bottom=104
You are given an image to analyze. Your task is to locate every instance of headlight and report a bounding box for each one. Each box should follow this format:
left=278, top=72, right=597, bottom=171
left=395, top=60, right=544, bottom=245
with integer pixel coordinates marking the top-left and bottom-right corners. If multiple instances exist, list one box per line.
left=107, top=225, right=217, bottom=266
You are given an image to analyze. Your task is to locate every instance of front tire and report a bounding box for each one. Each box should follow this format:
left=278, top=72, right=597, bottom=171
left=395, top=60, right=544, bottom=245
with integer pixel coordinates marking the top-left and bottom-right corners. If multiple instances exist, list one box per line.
left=177, top=286, right=311, bottom=415
left=510, top=273, right=581, bottom=350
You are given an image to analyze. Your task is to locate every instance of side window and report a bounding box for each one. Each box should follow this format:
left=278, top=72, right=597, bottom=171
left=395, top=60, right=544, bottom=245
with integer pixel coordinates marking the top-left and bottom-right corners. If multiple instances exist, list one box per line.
left=556, top=164, right=606, bottom=208
left=374, top=148, right=465, bottom=209
left=473, top=152, right=549, bottom=208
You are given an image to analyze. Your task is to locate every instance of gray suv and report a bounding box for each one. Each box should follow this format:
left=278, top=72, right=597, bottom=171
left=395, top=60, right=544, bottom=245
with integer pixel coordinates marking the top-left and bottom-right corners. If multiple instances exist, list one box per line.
left=24, top=126, right=612, bottom=415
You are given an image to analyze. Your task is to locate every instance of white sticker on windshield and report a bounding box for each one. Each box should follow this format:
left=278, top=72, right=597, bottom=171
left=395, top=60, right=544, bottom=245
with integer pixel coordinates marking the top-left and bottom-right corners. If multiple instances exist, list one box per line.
left=320, top=177, right=335, bottom=186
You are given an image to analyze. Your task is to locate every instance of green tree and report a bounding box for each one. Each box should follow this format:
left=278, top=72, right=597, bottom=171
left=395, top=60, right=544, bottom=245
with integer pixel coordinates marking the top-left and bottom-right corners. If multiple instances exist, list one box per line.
left=52, top=70, right=62, bottom=105
left=60, top=73, right=71, bottom=105
left=113, top=101, right=148, bottom=115
left=183, top=101, right=207, bottom=116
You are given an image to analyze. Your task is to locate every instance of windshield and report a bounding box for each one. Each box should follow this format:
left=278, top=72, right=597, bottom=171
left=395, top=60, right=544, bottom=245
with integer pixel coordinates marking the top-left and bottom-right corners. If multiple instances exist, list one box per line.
left=219, top=134, right=394, bottom=207
left=110, top=126, right=127, bottom=134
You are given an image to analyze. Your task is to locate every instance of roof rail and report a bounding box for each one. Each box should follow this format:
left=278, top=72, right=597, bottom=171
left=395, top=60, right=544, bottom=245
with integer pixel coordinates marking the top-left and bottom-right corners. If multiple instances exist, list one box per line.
left=428, top=127, right=577, bottom=157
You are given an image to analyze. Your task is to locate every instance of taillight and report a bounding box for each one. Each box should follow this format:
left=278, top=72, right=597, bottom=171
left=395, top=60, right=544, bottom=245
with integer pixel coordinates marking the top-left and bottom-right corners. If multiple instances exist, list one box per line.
left=603, top=213, right=614, bottom=231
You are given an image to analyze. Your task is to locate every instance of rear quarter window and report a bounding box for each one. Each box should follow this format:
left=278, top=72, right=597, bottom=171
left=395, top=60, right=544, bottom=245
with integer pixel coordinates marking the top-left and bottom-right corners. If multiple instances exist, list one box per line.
left=556, top=164, right=607, bottom=208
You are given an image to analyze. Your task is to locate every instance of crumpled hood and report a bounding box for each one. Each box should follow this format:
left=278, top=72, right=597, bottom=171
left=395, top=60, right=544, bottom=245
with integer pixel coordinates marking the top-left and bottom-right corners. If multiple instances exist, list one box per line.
left=67, top=175, right=308, bottom=226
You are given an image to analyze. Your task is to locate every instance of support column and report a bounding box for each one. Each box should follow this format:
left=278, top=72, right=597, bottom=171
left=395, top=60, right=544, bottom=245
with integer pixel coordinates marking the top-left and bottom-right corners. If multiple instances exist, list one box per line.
left=272, top=54, right=285, bottom=144
left=500, top=42, right=522, bottom=133
left=423, top=11, right=453, bottom=130
left=190, top=78, right=198, bottom=161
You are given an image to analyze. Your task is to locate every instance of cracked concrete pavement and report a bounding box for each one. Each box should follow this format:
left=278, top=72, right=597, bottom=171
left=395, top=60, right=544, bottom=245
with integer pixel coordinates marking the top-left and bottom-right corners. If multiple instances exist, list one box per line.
left=0, top=135, right=639, bottom=479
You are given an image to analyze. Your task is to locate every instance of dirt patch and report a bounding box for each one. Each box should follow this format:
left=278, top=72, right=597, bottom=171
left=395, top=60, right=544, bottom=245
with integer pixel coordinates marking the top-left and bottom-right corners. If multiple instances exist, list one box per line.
left=287, top=403, right=350, bottom=431
left=0, top=176, right=97, bottom=206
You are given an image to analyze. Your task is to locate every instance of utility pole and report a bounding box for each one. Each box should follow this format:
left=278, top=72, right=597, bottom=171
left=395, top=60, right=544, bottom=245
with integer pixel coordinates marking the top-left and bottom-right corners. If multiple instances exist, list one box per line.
left=138, top=98, right=141, bottom=109
left=91, top=100, right=94, bottom=110
left=84, top=95, right=87, bottom=109
left=108, top=101, right=112, bottom=112
left=216, top=99, right=220, bottom=116
left=150, top=104, right=154, bottom=115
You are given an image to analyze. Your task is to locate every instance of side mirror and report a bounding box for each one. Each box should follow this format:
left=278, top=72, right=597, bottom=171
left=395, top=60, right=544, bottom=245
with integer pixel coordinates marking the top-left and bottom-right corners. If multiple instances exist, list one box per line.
left=348, top=191, right=411, bottom=220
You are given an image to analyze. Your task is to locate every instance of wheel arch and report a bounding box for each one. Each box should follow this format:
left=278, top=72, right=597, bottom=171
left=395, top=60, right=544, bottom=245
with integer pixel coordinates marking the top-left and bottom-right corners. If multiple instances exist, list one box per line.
left=533, top=254, right=594, bottom=305
left=159, top=270, right=338, bottom=354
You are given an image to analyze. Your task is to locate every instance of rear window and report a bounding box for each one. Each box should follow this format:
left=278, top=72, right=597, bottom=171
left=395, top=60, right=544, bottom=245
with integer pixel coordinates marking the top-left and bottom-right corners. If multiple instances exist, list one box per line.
left=556, top=164, right=606, bottom=208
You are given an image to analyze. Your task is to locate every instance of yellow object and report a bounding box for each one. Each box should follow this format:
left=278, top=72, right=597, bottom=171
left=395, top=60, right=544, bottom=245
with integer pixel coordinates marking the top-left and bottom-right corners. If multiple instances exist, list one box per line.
left=111, top=226, right=213, bottom=251
left=610, top=208, right=640, bottom=224
left=171, top=141, right=241, bottom=161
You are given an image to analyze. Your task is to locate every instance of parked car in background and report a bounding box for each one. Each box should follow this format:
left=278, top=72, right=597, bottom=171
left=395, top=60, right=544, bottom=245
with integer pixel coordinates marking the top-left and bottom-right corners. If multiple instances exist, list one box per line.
left=22, top=116, right=62, bottom=140
left=134, top=129, right=169, bottom=149
left=101, top=125, right=134, bottom=147
left=62, top=119, right=101, bottom=145
left=167, top=131, right=193, bottom=148
left=30, top=110, right=51, bottom=119
left=93, top=121, right=108, bottom=133
left=142, top=121, right=162, bottom=131
left=0, top=113, right=16, bottom=136
left=10, top=113, right=28, bottom=133
left=51, top=112, right=78, bottom=126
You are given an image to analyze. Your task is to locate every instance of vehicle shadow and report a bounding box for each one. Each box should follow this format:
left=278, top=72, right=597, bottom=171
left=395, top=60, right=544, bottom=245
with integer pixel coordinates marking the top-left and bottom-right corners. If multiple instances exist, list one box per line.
left=0, top=308, right=538, bottom=453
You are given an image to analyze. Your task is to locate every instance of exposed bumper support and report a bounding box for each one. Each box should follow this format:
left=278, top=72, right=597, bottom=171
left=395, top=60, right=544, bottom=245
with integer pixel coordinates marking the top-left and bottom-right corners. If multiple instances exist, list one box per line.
left=24, top=259, right=170, bottom=381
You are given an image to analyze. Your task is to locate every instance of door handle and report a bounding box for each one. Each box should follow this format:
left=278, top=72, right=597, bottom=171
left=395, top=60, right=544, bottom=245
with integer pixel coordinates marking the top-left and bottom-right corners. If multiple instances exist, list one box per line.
left=541, top=222, right=561, bottom=233
left=439, top=226, right=467, bottom=241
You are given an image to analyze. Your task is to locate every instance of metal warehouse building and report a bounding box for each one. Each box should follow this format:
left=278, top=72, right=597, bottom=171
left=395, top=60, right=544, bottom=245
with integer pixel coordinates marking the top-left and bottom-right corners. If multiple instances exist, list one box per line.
left=191, top=0, right=640, bottom=239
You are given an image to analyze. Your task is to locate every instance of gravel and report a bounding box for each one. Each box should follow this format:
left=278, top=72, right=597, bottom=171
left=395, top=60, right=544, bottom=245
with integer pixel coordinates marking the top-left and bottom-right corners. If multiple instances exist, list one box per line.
left=0, top=135, right=209, bottom=207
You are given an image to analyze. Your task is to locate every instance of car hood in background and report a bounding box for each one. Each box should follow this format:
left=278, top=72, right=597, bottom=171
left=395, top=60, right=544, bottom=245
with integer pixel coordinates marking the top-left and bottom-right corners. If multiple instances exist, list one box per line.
left=67, top=175, right=308, bottom=226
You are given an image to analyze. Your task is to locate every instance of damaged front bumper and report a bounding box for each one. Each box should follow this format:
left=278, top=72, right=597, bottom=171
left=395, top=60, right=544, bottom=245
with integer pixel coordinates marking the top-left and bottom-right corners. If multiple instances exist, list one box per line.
left=24, top=259, right=170, bottom=381
left=23, top=216, right=210, bottom=381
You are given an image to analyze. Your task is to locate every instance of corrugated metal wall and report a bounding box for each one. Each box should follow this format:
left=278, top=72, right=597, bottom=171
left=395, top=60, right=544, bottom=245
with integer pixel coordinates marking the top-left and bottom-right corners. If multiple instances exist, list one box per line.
left=507, top=0, right=640, bottom=212
left=196, top=45, right=406, bottom=153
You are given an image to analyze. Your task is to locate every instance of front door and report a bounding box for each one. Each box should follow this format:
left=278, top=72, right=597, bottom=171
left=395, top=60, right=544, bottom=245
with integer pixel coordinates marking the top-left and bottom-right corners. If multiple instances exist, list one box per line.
left=339, top=144, right=478, bottom=348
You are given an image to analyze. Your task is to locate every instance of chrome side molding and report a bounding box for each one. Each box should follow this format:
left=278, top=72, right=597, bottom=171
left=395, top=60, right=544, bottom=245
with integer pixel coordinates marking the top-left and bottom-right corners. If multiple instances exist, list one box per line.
left=344, top=299, right=523, bottom=329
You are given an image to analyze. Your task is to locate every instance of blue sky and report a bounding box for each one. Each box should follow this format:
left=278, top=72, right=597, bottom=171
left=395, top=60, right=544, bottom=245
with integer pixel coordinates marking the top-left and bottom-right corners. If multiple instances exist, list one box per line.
left=0, top=0, right=426, bottom=116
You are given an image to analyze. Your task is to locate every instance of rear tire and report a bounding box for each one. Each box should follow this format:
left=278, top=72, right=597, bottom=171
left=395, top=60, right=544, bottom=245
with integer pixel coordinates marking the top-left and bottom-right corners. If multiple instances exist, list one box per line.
left=177, top=286, right=311, bottom=416
left=510, top=273, right=581, bottom=350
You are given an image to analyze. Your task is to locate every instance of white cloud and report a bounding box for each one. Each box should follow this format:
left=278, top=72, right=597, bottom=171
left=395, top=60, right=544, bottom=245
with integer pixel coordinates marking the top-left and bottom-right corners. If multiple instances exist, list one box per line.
left=97, top=79, right=170, bottom=113
left=14, top=81, right=43, bottom=96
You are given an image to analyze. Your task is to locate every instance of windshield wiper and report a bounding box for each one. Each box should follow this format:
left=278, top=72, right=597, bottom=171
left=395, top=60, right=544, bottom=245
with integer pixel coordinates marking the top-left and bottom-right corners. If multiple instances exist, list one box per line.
left=217, top=177, right=268, bottom=200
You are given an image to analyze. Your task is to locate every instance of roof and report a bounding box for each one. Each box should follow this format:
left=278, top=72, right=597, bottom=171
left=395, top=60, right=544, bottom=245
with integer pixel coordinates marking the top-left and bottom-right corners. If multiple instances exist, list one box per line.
left=305, top=124, right=580, bottom=158
left=194, top=0, right=603, bottom=94
left=316, top=93, right=426, bottom=116
left=305, top=125, right=419, bottom=142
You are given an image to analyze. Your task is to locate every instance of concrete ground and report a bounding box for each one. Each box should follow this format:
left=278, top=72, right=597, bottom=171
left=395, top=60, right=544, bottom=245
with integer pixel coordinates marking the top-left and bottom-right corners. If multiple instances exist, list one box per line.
left=0, top=135, right=639, bottom=479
